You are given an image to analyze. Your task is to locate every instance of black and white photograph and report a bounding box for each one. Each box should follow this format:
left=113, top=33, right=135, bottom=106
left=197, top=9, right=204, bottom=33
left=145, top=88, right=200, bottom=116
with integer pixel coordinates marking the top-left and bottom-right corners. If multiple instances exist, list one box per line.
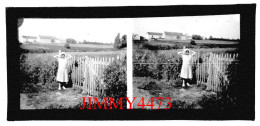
left=4, top=3, right=256, bottom=121
left=18, top=18, right=128, bottom=110
left=132, top=15, right=242, bottom=109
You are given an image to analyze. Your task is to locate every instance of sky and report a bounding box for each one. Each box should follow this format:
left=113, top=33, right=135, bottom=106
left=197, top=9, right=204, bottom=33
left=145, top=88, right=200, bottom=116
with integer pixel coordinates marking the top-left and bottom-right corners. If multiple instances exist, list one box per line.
left=19, top=14, right=240, bottom=43
left=134, top=14, right=240, bottom=39
left=19, top=18, right=133, bottom=43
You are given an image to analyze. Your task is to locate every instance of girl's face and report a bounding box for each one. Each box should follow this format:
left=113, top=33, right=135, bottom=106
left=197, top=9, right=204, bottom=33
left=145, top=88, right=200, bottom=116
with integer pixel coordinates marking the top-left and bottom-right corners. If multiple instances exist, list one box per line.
left=184, top=50, right=189, bottom=55
left=61, top=54, right=65, bottom=58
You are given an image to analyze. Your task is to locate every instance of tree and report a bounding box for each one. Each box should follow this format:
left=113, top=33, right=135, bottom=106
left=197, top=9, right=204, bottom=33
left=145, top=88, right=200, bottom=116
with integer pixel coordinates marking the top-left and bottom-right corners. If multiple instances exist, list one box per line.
left=66, top=38, right=77, bottom=44
left=64, top=43, right=70, bottom=49
left=140, top=36, right=146, bottom=41
left=192, top=34, right=203, bottom=40
left=113, top=33, right=121, bottom=49
left=113, top=33, right=127, bottom=49
left=82, top=40, right=88, bottom=44
left=120, top=34, right=127, bottom=48
left=51, top=39, right=55, bottom=43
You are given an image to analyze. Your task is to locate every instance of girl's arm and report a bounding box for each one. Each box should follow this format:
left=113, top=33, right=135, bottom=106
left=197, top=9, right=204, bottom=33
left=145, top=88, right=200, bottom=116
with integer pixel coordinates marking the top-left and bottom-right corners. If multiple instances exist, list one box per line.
left=54, top=55, right=60, bottom=58
left=177, top=51, right=183, bottom=55
left=190, top=50, right=196, bottom=56
left=66, top=54, right=72, bottom=59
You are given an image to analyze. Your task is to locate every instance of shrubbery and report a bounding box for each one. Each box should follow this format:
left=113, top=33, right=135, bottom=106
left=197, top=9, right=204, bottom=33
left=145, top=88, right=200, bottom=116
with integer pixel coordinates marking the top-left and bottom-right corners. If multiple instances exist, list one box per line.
left=190, top=40, right=196, bottom=45
left=66, top=38, right=77, bottom=44
left=20, top=54, right=59, bottom=93
left=114, top=33, right=127, bottom=49
left=64, top=43, right=70, bottom=49
left=133, top=49, right=182, bottom=81
left=192, top=34, right=203, bottom=40
left=103, top=56, right=127, bottom=108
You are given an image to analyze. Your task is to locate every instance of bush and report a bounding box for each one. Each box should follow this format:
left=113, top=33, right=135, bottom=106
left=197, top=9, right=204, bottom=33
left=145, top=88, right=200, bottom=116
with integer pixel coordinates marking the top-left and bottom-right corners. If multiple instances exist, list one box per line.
left=66, top=38, right=77, bottom=44
left=113, top=33, right=121, bottom=49
left=197, top=58, right=240, bottom=110
left=20, top=53, right=59, bottom=93
left=190, top=40, right=196, bottom=45
left=103, top=56, right=127, bottom=108
left=192, top=34, right=203, bottom=40
left=114, top=33, right=127, bottom=49
left=64, top=43, right=70, bottom=49
left=120, top=35, right=127, bottom=48
left=133, top=50, right=182, bottom=81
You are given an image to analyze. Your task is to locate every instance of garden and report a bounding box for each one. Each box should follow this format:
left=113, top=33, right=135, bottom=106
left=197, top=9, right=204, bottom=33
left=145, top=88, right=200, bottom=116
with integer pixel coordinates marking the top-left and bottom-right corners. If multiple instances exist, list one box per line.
left=20, top=42, right=127, bottom=109
left=132, top=42, right=239, bottom=109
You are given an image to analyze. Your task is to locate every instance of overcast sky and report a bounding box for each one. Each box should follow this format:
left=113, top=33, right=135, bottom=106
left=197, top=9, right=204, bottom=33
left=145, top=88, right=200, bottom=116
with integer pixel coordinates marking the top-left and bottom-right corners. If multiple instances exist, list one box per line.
left=19, top=18, right=133, bottom=43
left=134, top=14, right=240, bottom=39
left=19, top=14, right=240, bottom=43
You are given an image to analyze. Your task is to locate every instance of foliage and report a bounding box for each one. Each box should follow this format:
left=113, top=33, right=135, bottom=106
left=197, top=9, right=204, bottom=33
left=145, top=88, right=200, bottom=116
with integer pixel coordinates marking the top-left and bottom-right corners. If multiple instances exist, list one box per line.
left=114, top=33, right=127, bottom=49
left=133, top=49, right=182, bottom=81
left=192, top=34, right=203, bottom=40
left=113, top=33, right=121, bottom=49
left=209, top=36, right=240, bottom=42
left=20, top=54, right=59, bottom=93
left=133, top=40, right=238, bottom=51
left=120, top=34, right=127, bottom=48
left=19, top=43, right=114, bottom=53
left=103, top=56, right=127, bottom=108
left=190, top=40, right=196, bottom=45
left=66, top=38, right=77, bottom=44
left=64, top=43, right=70, bottom=49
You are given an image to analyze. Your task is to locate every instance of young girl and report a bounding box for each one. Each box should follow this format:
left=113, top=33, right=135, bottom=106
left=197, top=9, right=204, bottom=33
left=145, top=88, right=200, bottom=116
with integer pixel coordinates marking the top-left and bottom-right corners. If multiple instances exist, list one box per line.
left=178, top=46, right=196, bottom=87
left=54, top=50, right=72, bottom=90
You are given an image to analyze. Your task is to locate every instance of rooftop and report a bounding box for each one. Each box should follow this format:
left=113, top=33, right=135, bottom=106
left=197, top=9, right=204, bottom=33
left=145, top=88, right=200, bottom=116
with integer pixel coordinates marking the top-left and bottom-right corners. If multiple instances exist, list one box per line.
left=22, top=35, right=37, bottom=39
left=164, top=31, right=183, bottom=36
left=146, top=32, right=163, bottom=36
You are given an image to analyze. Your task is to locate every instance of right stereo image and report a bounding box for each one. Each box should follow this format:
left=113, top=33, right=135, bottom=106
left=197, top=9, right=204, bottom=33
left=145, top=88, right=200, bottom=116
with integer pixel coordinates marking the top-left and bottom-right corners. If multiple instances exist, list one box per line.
left=132, top=15, right=240, bottom=110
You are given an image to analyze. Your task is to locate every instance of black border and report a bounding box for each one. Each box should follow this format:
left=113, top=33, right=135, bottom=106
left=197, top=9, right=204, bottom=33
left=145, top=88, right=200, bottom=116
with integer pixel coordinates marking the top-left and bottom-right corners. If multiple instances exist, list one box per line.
left=6, top=4, right=255, bottom=120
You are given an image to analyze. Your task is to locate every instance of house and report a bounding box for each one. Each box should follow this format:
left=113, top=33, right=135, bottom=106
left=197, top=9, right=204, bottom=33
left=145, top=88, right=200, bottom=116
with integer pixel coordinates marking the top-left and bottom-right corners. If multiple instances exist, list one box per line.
left=163, top=31, right=187, bottom=40
left=38, top=35, right=59, bottom=43
left=133, top=34, right=140, bottom=40
left=145, top=32, right=163, bottom=40
left=21, top=35, right=38, bottom=43
left=58, top=39, right=66, bottom=43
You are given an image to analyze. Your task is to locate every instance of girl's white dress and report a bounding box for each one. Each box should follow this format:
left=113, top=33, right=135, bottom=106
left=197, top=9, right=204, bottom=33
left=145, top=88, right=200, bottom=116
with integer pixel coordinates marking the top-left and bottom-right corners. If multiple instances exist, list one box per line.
left=56, top=58, right=69, bottom=82
left=180, top=54, right=193, bottom=79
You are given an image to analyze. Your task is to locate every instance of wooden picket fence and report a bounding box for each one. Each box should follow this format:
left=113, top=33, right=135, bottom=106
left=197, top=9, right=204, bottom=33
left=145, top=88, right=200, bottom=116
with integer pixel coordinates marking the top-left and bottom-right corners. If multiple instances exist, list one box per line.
left=192, top=52, right=239, bottom=93
left=67, top=55, right=120, bottom=97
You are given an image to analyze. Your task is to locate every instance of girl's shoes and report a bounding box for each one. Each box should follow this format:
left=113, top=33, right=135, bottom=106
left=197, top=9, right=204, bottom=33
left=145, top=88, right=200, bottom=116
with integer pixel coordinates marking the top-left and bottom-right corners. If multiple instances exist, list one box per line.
left=58, top=87, right=61, bottom=90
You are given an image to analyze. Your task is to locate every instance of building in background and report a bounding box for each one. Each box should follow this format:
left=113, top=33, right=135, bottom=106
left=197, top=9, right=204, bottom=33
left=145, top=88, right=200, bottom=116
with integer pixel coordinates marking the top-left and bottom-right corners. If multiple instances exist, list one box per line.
left=38, top=35, right=59, bottom=43
left=145, top=32, right=163, bottom=40
left=133, top=34, right=140, bottom=40
left=21, top=35, right=38, bottom=43
left=145, top=31, right=192, bottom=40
left=163, top=31, right=183, bottom=40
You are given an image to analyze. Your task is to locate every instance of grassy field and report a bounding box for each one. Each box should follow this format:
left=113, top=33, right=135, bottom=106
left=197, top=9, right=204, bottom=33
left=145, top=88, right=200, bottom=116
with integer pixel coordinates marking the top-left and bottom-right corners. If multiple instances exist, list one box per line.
left=157, top=39, right=239, bottom=45
left=20, top=43, right=115, bottom=53
left=134, top=39, right=239, bottom=51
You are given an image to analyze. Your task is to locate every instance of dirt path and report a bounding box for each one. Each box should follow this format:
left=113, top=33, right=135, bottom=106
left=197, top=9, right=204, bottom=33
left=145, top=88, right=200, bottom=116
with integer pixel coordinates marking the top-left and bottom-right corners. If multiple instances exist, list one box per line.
left=133, top=85, right=170, bottom=109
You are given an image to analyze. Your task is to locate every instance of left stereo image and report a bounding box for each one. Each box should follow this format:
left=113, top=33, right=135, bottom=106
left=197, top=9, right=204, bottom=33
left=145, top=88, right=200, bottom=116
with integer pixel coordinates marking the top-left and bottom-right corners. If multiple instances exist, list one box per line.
left=18, top=18, right=128, bottom=110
